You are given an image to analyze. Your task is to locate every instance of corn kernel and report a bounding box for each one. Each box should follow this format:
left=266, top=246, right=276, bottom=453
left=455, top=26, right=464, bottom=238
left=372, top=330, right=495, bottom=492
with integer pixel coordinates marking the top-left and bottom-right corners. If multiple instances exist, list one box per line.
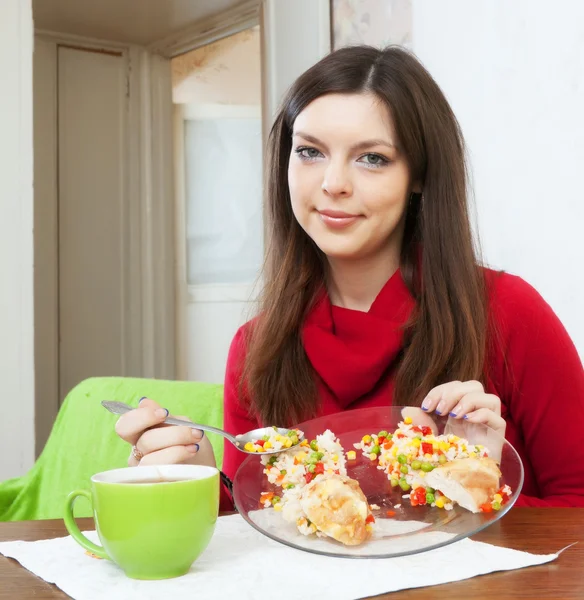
left=412, top=439, right=421, bottom=448
left=295, top=452, right=306, bottom=462
left=493, top=494, right=503, bottom=503
left=244, top=442, right=255, bottom=452
left=347, top=450, right=357, bottom=460
left=273, top=503, right=283, bottom=512
left=435, top=497, right=445, bottom=509
left=369, top=452, right=378, bottom=461
left=439, top=441, right=450, bottom=452
left=332, top=454, right=338, bottom=461
left=363, top=435, right=372, bottom=443
left=284, top=438, right=292, bottom=448
left=404, top=416, right=413, bottom=425
left=366, top=525, right=373, bottom=533
left=424, top=453, right=433, bottom=460
left=264, top=441, right=272, bottom=449
left=469, top=451, right=477, bottom=459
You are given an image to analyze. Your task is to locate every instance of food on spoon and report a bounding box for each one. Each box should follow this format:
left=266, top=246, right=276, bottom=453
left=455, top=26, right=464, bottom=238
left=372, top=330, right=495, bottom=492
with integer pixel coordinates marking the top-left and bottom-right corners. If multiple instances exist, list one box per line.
left=298, top=475, right=373, bottom=545
left=354, top=419, right=513, bottom=512
left=241, top=426, right=304, bottom=453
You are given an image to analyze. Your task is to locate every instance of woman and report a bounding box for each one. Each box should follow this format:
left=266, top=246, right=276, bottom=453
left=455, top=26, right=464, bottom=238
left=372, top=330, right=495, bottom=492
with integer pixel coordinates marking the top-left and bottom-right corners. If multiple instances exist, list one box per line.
left=115, top=46, right=584, bottom=510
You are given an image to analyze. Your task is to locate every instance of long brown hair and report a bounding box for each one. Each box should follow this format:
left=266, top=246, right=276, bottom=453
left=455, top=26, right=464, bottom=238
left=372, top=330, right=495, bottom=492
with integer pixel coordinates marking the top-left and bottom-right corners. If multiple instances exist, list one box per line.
left=243, top=45, right=487, bottom=426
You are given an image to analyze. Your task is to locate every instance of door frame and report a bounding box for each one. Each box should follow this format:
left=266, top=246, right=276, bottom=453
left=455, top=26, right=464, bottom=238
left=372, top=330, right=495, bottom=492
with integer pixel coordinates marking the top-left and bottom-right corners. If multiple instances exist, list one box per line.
left=33, top=30, right=176, bottom=455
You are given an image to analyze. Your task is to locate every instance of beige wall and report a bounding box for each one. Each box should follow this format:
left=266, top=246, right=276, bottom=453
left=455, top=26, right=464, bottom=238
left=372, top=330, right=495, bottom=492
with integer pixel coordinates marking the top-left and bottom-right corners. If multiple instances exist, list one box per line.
left=332, top=0, right=412, bottom=49
left=0, top=0, right=35, bottom=480
left=172, top=27, right=261, bottom=105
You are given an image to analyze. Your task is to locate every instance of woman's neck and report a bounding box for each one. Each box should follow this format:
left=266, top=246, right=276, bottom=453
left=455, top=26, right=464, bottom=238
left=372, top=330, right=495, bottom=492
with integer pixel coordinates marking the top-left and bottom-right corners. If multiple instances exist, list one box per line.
left=326, top=252, right=400, bottom=312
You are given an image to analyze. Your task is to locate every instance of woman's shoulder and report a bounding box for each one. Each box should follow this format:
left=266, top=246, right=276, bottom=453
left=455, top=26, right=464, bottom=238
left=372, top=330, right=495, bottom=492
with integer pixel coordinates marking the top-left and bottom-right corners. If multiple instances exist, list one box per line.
left=483, top=268, right=556, bottom=326
left=226, top=317, right=260, bottom=371
left=482, top=267, right=577, bottom=355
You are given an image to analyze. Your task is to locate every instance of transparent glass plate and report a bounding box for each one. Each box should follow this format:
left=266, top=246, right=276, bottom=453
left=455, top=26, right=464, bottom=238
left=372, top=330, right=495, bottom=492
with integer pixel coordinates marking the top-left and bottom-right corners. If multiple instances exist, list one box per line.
left=233, top=406, right=524, bottom=558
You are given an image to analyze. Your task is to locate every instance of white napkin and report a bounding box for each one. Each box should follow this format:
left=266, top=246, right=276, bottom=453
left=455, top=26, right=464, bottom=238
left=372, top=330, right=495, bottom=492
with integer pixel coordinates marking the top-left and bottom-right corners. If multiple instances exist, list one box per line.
left=0, top=514, right=561, bottom=600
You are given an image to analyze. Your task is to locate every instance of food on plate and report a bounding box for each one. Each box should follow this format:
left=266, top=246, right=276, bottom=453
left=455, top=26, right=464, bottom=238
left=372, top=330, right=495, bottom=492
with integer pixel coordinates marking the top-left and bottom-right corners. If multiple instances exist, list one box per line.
left=298, top=475, right=372, bottom=545
left=354, top=418, right=512, bottom=512
left=242, top=427, right=303, bottom=453
left=259, top=430, right=374, bottom=545
left=424, top=457, right=505, bottom=513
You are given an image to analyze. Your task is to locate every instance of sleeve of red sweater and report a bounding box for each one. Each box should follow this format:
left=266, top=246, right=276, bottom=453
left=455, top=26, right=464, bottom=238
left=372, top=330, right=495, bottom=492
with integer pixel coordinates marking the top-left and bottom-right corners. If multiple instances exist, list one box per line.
left=219, top=325, right=260, bottom=512
left=491, top=273, right=584, bottom=507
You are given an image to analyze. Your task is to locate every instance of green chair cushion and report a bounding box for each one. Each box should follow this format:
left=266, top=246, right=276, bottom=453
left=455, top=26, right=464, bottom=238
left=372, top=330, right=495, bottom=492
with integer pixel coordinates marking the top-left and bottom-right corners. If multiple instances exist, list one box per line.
left=0, top=377, right=224, bottom=522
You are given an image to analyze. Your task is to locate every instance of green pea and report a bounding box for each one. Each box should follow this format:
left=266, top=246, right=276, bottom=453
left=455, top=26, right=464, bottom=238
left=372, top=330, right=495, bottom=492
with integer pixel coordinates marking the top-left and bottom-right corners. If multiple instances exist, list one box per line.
left=400, top=465, right=409, bottom=474
left=307, top=463, right=316, bottom=473
left=390, top=478, right=399, bottom=487
left=268, top=456, right=277, bottom=465
left=272, top=495, right=281, bottom=503
left=285, top=483, right=295, bottom=489
left=262, top=434, right=270, bottom=441
left=286, top=430, right=297, bottom=438
left=439, top=455, right=448, bottom=464
left=492, top=501, right=502, bottom=510
left=426, top=492, right=435, bottom=504
left=310, top=440, right=319, bottom=451
left=372, top=445, right=381, bottom=455
left=411, top=460, right=422, bottom=470
left=397, top=454, right=407, bottom=464
left=421, top=462, right=434, bottom=472
left=399, top=479, right=411, bottom=492
left=378, top=430, right=389, bottom=438
left=426, top=487, right=435, bottom=494
left=280, top=469, right=287, bottom=475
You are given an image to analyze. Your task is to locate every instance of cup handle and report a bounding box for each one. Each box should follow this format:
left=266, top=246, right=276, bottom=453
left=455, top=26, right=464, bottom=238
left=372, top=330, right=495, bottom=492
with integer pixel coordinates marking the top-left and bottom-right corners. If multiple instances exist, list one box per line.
left=63, top=490, right=110, bottom=560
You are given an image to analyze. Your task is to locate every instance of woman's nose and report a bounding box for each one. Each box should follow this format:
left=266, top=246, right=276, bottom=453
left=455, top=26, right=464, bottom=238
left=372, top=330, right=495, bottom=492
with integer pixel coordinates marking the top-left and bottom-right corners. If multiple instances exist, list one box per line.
left=321, top=163, right=353, bottom=197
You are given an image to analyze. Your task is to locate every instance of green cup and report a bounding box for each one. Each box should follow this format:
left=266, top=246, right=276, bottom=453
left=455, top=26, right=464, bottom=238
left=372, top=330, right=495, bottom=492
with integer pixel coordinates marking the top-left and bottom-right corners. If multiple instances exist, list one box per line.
left=64, top=464, right=219, bottom=580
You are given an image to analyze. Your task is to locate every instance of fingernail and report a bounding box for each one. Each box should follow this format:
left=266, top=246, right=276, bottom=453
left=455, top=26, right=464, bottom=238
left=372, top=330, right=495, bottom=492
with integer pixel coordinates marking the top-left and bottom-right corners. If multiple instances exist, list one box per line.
left=187, top=444, right=199, bottom=453
left=192, top=429, right=203, bottom=440
left=421, top=398, right=431, bottom=411
left=155, top=408, right=169, bottom=418
left=139, top=397, right=147, bottom=404
left=463, top=415, right=469, bottom=420
left=436, top=402, right=445, bottom=415
left=449, top=411, right=457, bottom=417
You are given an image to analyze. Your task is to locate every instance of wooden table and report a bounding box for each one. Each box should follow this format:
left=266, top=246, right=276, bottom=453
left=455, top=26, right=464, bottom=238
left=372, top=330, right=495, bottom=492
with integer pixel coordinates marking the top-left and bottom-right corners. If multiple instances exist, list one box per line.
left=1, top=509, right=583, bottom=599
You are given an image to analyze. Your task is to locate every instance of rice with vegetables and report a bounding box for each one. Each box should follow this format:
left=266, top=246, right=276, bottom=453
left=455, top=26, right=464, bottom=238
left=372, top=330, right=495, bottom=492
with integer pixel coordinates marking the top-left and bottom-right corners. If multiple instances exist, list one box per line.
left=259, top=430, right=349, bottom=536
left=354, top=417, right=512, bottom=512
left=241, top=427, right=303, bottom=453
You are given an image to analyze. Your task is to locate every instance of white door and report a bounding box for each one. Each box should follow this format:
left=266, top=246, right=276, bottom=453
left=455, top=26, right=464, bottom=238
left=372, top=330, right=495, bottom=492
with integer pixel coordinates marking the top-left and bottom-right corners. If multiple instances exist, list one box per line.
left=175, top=103, right=263, bottom=383
left=57, top=46, right=129, bottom=400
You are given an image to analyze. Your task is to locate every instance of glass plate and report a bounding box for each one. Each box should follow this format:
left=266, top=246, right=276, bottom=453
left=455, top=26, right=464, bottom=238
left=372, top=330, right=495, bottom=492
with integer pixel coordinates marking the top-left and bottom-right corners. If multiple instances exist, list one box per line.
left=232, top=406, right=524, bottom=558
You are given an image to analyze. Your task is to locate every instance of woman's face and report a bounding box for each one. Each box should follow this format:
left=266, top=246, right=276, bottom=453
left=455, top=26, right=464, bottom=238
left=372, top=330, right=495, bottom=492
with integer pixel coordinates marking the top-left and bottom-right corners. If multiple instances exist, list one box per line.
left=288, top=93, right=416, bottom=263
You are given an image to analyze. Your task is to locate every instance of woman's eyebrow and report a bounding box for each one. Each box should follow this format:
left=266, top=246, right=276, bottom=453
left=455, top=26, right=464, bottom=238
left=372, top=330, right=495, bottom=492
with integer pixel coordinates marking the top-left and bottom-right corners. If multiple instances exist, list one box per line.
left=293, top=131, right=395, bottom=151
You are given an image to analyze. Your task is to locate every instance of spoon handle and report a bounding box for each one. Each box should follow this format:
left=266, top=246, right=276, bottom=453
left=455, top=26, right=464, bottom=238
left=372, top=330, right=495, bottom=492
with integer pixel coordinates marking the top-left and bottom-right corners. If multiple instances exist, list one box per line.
left=101, top=401, right=239, bottom=446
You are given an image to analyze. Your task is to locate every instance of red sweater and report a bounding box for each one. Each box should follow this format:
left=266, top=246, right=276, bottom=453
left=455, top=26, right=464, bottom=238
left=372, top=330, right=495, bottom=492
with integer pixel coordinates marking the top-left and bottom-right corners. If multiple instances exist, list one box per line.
left=221, top=270, right=584, bottom=511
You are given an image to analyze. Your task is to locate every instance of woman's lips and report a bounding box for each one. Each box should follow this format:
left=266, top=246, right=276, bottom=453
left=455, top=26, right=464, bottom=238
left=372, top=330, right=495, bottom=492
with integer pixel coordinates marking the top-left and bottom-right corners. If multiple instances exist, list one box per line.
left=318, top=209, right=361, bottom=229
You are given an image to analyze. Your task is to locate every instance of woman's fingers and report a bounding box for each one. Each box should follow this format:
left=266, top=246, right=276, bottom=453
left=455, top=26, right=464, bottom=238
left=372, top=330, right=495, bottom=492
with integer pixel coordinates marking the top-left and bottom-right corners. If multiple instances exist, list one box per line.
left=464, top=407, right=507, bottom=435
left=135, top=424, right=204, bottom=457
left=448, top=392, right=501, bottom=419
left=422, top=380, right=484, bottom=415
left=115, top=399, right=169, bottom=446
left=135, top=444, right=200, bottom=467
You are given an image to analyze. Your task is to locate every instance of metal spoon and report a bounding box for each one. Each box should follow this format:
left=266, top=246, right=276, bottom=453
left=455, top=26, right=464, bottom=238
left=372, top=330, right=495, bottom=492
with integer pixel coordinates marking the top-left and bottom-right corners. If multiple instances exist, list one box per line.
left=101, top=400, right=304, bottom=455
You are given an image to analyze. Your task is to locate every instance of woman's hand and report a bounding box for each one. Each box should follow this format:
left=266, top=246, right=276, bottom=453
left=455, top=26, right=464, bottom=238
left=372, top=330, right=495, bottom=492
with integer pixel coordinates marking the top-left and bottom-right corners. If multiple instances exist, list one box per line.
left=421, top=380, right=506, bottom=436
left=115, top=398, right=217, bottom=468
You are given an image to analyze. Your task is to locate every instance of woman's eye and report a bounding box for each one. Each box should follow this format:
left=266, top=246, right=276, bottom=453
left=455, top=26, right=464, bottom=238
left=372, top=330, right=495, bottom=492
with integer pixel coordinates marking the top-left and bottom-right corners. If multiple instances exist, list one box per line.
left=296, top=147, right=323, bottom=160
left=358, top=153, right=389, bottom=167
